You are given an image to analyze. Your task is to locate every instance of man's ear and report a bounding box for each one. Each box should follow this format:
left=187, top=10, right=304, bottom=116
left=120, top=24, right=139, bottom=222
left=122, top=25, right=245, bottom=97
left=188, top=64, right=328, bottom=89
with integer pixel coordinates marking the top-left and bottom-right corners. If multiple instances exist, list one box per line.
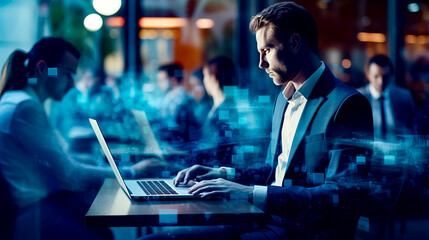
left=35, top=60, right=48, bottom=77
left=289, top=33, right=301, bottom=53
left=364, top=69, right=370, bottom=82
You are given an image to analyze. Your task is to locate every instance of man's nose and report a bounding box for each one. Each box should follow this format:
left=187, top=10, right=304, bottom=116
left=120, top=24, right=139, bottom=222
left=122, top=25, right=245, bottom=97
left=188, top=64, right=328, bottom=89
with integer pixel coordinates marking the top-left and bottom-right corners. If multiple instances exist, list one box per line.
left=259, top=55, right=268, bottom=69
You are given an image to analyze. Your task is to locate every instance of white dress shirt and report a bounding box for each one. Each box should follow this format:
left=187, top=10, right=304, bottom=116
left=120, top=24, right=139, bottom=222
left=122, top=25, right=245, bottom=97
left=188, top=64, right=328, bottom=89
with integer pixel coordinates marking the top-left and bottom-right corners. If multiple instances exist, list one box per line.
left=253, top=62, right=326, bottom=211
left=160, top=86, right=188, bottom=124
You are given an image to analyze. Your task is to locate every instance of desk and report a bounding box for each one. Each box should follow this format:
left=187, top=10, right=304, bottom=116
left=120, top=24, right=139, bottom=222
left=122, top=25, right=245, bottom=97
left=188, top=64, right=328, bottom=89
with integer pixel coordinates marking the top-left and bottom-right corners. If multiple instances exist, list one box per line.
left=85, top=179, right=266, bottom=227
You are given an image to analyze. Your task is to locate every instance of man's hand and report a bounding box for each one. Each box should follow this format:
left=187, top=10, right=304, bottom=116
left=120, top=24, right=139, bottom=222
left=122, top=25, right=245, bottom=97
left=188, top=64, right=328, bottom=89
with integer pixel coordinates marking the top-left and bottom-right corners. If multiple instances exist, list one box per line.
left=173, top=164, right=224, bottom=186
left=188, top=178, right=254, bottom=200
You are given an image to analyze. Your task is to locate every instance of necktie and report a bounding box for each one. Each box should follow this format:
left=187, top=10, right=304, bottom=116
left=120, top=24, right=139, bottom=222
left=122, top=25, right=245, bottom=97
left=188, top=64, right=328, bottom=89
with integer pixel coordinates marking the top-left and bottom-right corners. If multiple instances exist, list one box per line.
left=379, top=96, right=387, bottom=138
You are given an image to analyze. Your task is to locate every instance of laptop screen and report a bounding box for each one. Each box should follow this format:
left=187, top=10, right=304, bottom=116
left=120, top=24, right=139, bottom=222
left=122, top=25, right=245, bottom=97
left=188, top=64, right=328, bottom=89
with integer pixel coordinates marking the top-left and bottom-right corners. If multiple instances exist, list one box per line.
left=89, top=118, right=132, bottom=198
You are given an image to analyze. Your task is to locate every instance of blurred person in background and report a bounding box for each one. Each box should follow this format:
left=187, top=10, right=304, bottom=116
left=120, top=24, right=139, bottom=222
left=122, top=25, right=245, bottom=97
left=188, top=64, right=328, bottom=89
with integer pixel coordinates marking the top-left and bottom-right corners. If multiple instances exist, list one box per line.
left=187, top=56, right=240, bottom=167
left=358, top=54, right=415, bottom=140
left=52, top=59, right=139, bottom=153
left=189, top=68, right=213, bottom=127
left=156, top=63, right=200, bottom=143
left=0, top=37, right=164, bottom=240
left=201, top=56, right=239, bottom=146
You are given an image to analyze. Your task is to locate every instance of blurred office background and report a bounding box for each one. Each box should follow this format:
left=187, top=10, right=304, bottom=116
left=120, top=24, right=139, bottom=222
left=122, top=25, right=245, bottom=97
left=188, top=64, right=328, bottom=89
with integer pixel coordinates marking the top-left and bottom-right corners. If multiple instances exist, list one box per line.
left=1, top=0, right=429, bottom=239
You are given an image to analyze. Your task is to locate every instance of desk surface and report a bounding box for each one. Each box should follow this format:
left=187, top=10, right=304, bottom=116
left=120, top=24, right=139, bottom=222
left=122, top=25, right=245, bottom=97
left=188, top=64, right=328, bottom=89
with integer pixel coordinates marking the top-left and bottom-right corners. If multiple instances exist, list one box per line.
left=85, top=178, right=266, bottom=227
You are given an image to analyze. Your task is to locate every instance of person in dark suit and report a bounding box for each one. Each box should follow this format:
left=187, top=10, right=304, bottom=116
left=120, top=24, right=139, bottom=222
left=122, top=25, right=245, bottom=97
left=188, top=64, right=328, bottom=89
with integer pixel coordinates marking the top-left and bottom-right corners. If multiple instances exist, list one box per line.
left=142, top=2, right=373, bottom=239
left=358, top=54, right=415, bottom=140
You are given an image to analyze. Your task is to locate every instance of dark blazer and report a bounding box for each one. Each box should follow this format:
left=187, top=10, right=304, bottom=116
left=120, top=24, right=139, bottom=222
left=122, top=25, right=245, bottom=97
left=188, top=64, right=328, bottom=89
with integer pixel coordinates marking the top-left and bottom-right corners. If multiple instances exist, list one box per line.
left=358, top=84, right=415, bottom=138
left=262, top=66, right=374, bottom=239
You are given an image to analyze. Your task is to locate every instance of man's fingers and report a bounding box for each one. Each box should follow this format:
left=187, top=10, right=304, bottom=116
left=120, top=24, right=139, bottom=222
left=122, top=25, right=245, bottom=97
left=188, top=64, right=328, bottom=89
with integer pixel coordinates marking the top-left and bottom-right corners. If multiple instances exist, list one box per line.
left=188, top=179, right=209, bottom=192
left=183, top=169, right=194, bottom=185
left=173, top=176, right=180, bottom=186
left=200, top=191, right=224, bottom=199
left=173, top=169, right=187, bottom=186
left=174, top=165, right=208, bottom=186
left=173, top=172, right=182, bottom=186
left=189, top=185, right=220, bottom=195
left=188, top=179, right=223, bottom=193
left=196, top=172, right=215, bottom=181
left=183, top=165, right=202, bottom=185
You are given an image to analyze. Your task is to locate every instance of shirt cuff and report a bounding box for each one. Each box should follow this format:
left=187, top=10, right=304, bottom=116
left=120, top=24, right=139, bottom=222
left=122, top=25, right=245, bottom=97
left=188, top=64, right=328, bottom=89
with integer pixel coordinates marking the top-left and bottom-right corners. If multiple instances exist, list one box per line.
left=253, top=185, right=267, bottom=212
left=218, top=167, right=235, bottom=181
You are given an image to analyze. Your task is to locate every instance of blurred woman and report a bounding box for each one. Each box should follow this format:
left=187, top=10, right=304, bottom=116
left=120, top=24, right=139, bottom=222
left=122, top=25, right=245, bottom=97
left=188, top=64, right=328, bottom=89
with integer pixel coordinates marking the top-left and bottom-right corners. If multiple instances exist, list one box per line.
left=0, top=37, right=162, bottom=240
left=201, top=56, right=239, bottom=145
left=189, top=68, right=213, bottom=127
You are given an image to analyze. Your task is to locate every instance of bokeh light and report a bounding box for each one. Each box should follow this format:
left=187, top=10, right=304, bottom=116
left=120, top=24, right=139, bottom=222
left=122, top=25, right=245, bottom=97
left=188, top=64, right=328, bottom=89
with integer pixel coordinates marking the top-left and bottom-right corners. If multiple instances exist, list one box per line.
left=93, top=0, right=122, bottom=16
left=84, top=14, right=103, bottom=32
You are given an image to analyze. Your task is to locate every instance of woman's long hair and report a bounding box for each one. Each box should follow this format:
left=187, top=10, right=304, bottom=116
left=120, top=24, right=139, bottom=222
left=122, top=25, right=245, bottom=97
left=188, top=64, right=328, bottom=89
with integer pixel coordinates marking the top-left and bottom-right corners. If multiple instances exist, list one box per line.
left=0, top=37, right=80, bottom=98
left=0, top=50, right=29, bottom=97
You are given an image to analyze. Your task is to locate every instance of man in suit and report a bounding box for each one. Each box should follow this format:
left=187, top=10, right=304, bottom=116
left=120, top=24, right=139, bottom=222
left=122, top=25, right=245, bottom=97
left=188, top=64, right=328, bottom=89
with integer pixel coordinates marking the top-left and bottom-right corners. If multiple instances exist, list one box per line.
left=142, top=2, right=374, bottom=239
left=358, top=54, right=415, bottom=140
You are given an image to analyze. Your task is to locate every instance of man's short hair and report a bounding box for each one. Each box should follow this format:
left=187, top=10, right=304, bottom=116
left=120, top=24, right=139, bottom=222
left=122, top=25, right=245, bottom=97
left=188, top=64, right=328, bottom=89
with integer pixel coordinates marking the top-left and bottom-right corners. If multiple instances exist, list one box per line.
left=368, top=54, right=394, bottom=74
left=206, top=56, right=236, bottom=90
left=249, top=1, right=319, bottom=53
left=27, top=37, right=80, bottom=77
left=158, top=63, right=184, bottom=83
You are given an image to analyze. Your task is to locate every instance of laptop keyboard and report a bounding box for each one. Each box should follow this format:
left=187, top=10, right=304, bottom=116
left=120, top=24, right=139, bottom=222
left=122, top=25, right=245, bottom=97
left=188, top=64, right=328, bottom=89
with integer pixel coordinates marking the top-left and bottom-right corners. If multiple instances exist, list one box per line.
left=137, top=180, right=179, bottom=195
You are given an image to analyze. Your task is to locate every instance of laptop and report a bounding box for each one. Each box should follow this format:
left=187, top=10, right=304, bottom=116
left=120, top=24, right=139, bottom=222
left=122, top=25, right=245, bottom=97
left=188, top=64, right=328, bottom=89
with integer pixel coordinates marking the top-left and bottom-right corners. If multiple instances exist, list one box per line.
left=130, top=109, right=189, bottom=157
left=89, top=118, right=198, bottom=200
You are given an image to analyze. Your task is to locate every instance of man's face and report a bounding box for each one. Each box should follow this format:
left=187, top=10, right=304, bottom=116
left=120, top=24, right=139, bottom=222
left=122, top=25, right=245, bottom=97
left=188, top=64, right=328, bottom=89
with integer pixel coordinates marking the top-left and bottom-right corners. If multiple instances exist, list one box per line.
left=47, top=51, right=79, bottom=101
left=367, top=63, right=392, bottom=93
left=189, top=75, right=205, bottom=102
left=157, top=70, right=170, bottom=93
left=255, top=25, right=298, bottom=86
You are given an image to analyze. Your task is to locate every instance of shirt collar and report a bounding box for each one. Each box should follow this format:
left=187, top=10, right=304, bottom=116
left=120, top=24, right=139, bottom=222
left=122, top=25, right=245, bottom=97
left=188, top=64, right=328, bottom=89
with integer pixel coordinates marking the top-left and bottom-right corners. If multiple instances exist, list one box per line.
left=166, top=85, right=185, bottom=98
left=24, top=86, right=41, bottom=104
left=282, top=61, right=325, bottom=100
left=369, top=84, right=390, bottom=100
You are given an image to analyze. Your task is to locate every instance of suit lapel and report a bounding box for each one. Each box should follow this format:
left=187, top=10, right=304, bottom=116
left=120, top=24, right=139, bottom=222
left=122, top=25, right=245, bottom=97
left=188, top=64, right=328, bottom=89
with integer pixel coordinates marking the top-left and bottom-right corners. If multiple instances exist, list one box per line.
left=270, top=94, right=287, bottom=167
left=285, top=68, right=334, bottom=172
